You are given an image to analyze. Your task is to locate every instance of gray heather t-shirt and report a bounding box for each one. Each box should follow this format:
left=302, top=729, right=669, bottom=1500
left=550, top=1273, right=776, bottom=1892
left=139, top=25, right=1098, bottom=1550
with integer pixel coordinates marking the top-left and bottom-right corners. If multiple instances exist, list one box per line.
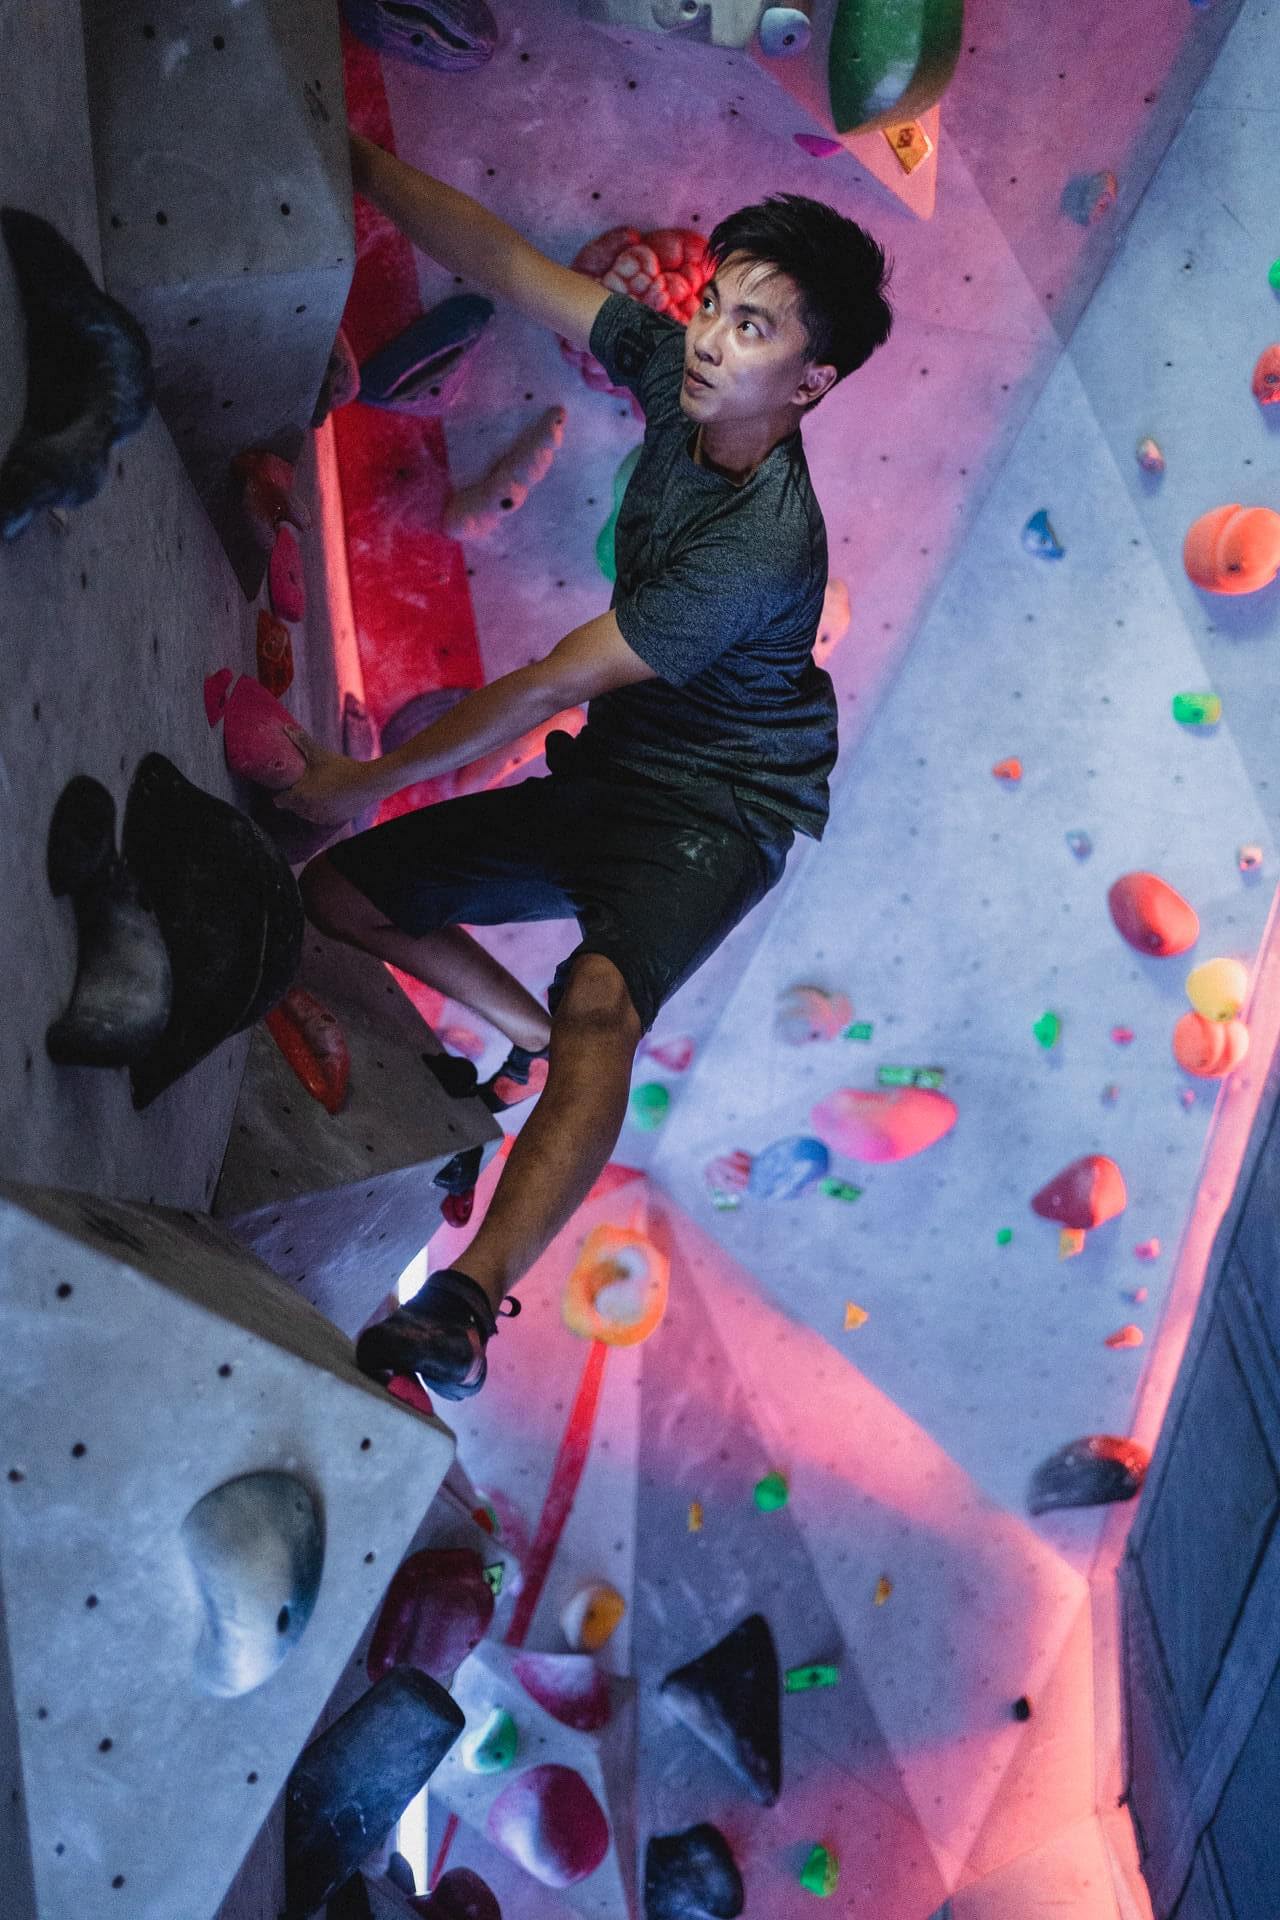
left=553, top=291, right=838, bottom=841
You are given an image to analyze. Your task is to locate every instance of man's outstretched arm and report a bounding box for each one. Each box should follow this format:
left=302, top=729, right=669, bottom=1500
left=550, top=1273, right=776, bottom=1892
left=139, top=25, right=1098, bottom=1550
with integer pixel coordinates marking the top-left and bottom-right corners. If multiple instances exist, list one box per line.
left=350, top=133, right=609, bottom=350
left=277, top=611, right=655, bottom=826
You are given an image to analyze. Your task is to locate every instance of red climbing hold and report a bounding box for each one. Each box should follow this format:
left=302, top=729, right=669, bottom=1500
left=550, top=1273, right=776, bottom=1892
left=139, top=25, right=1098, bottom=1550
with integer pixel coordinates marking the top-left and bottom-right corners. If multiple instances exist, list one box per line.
left=366, top=1548, right=495, bottom=1686
left=1031, top=1154, right=1127, bottom=1230
left=486, top=1763, right=610, bottom=1887
left=1107, top=872, right=1199, bottom=956
left=513, top=1651, right=612, bottom=1731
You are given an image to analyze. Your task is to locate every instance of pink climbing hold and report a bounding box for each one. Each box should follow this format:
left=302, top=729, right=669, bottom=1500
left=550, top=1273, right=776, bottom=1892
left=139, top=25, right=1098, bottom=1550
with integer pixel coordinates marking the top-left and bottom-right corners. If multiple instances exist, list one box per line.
left=645, top=1034, right=696, bottom=1073
left=268, top=523, right=306, bottom=623
left=1107, top=872, right=1199, bottom=957
left=1031, top=1154, right=1127, bottom=1231
left=221, top=675, right=306, bottom=790
left=513, top=1651, right=612, bottom=1731
left=793, top=132, right=844, bottom=157
left=387, top=1375, right=435, bottom=1418
left=366, top=1547, right=495, bottom=1686
left=203, top=667, right=233, bottom=726
left=775, top=984, right=853, bottom=1045
left=486, top=1763, right=610, bottom=1888
left=560, top=225, right=713, bottom=407
left=810, top=1085, right=957, bottom=1163
left=1105, top=1324, right=1144, bottom=1349
left=1134, top=1239, right=1161, bottom=1261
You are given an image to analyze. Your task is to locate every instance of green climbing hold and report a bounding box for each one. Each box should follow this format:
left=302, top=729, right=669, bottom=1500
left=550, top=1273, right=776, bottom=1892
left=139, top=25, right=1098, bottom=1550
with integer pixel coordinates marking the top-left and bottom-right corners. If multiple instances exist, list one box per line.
left=913, top=1066, right=946, bottom=1089
left=483, top=1561, right=504, bottom=1597
left=842, top=1021, right=874, bottom=1041
left=996, top=1228, right=1013, bottom=1246
left=1270, top=257, right=1280, bottom=292
left=827, top=0, right=964, bottom=133
left=629, top=1081, right=670, bottom=1131
left=1172, top=690, right=1222, bottom=726
left=1033, top=1011, right=1061, bottom=1049
left=595, top=445, right=642, bottom=583
left=820, top=1177, right=863, bottom=1202
left=876, top=1064, right=915, bottom=1087
left=753, top=1470, right=789, bottom=1513
left=799, top=1843, right=840, bottom=1897
left=463, top=1706, right=519, bottom=1774
left=784, top=1663, right=841, bottom=1693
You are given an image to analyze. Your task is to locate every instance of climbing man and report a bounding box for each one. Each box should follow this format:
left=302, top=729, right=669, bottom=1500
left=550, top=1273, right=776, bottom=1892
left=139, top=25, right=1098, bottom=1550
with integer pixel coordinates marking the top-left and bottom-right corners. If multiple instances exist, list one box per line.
left=282, top=130, right=894, bottom=1400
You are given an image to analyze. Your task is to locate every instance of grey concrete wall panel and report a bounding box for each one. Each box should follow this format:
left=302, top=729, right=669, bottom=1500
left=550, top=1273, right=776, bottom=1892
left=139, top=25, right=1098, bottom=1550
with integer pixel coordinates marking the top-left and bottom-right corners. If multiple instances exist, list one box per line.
left=215, top=932, right=501, bottom=1334
left=79, top=0, right=355, bottom=586
left=0, top=1182, right=455, bottom=1920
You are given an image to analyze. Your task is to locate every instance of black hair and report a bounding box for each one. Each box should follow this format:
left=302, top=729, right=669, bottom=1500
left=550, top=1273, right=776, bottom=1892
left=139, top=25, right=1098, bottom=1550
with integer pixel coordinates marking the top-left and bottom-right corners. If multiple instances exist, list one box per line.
left=707, top=193, right=894, bottom=405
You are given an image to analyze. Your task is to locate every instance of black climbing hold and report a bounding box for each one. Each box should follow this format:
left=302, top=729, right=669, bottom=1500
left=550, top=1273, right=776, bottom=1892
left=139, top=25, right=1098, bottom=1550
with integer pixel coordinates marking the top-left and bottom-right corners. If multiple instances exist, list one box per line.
left=1012, top=1696, right=1033, bottom=1722
left=0, top=207, right=153, bottom=540
left=645, top=1823, right=745, bottom=1919
left=433, top=1144, right=484, bottom=1196
left=122, top=753, right=303, bottom=1107
left=285, top=1666, right=464, bottom=1917
left=1027, top=1435, right=1150, bottom=1515
left=659, top=1613, right=781, bottom=1806
left=424, top=1051, right=481, bottom=1099
left=44, top=776, right=172, bottom=1068
left=424, top=1868, right=503, bottom=1919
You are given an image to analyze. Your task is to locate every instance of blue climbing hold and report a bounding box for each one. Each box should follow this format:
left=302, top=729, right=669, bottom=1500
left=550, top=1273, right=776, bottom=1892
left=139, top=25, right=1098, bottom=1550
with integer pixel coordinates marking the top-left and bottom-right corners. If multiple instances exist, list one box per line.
left=1022, top=509, right=1064, bottom=559
left=747, top=1135, right=831, bottom=1201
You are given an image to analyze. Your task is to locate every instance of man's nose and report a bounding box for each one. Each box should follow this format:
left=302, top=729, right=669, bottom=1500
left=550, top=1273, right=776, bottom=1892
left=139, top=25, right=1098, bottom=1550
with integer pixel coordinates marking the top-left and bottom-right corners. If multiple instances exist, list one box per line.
left=694, top=323, right=722, bottom=365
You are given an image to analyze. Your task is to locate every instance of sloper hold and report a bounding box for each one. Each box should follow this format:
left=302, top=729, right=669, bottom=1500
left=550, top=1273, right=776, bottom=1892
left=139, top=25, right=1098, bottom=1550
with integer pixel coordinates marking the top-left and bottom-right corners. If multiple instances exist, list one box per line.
left=0, top=206, right=153, bottom=540
left=486, top=1762, right=610, bottom=1888
left=359, top=296, right=495, bottom=416
left=827, top=0, right=964, bottom=134
left=285, top=1666, right=464, bottom=1916
left=181, top=1470, right=323, bottom=1699
left=1030, top=1154, right=1126, bottom=1231
left=1027, top=1435, right=1150, bottom=1515
left=645, top=1824, right=745, bottom=1919
left=341, top=0, right=498, bottom=70
left=121, top=753, right=303, bottom=1107
left=1107, top=871, right=1199, bottom=956
left=659, top=1612, right=782, bottom=1805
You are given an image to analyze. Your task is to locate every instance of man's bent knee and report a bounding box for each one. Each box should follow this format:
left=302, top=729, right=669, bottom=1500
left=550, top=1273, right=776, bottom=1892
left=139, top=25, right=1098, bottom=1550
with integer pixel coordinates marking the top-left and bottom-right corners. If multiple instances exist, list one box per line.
left=554, top=953, right=643, bottom=1048
left=299, top=854, right=374, bottom=941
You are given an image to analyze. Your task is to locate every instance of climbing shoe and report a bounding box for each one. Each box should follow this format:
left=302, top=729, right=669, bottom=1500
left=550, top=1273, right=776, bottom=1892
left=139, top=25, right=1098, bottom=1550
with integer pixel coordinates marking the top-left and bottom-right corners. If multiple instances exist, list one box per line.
left=355, top=1268, right=520, bottom=1402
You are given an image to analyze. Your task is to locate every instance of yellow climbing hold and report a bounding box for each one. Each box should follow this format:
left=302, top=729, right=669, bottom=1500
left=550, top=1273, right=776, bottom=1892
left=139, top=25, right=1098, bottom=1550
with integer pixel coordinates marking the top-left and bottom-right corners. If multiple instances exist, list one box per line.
left=688, top=1501, right=703, bottom=1533
left=874, top=1576, right=893, bottom=1606
left=844, top=1301, right=869, bottom=1331
left=1059, top=1227, right=1086, bottom=1260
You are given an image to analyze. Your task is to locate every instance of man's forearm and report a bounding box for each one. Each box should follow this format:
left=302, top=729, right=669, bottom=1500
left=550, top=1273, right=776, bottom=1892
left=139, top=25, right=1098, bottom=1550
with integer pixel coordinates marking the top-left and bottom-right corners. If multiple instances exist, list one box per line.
left=362, top=666, right=564, bottom=805
left=350, top=133, right=529, bottom=298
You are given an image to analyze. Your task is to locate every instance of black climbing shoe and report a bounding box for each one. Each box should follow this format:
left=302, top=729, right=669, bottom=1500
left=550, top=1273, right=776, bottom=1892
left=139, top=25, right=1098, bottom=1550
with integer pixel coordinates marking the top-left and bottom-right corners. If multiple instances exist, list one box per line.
left=355, top=1268, right=520, bottom=1402
left=0, top=207, right=153, bottom=541
left=44, top=775, right=172, bottom=1068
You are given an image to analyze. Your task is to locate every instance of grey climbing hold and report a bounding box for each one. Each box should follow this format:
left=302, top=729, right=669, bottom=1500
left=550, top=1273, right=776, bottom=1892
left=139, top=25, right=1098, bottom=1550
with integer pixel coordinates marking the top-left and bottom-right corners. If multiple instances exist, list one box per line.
left=645, top=1823, right=745, bottom=1918
left=659, top=1613, right=781, bottom=1805
left=181, top=1470, right=323, bottom=1698
left=1028, top=1435, right=1150, bottom=1515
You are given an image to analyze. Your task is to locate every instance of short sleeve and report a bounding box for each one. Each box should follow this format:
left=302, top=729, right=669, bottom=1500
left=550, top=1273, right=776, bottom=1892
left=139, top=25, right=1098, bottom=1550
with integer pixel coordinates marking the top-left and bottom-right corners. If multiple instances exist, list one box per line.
left=613, top=540, right=767, bottom=687
left=589, top=292, right=684, bottom=416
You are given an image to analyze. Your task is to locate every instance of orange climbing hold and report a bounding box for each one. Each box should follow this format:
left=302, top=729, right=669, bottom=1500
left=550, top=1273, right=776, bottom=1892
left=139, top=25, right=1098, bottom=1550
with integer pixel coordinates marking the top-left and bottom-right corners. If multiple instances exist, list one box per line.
left=264, top=987, right=350, bottom=1114
left=1184, top=503, right=1280, bottom=596
left=1172, top=1011, right=1249, bottom=1079
left=992, top=757, right=1022, bottom=783
left=1105, top=1324, right=1144, bottom=1350
left=562, top=1223, right=669, bottom=1347
left=1251, top=344, right=1280, bottom=405
left=255, top=609, right=294, bottom=698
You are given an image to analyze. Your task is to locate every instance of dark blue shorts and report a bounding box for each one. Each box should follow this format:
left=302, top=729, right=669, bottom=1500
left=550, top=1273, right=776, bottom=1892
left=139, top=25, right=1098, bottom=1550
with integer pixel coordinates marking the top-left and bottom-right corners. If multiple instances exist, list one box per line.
left=325, top=755, right=793, bottom=1034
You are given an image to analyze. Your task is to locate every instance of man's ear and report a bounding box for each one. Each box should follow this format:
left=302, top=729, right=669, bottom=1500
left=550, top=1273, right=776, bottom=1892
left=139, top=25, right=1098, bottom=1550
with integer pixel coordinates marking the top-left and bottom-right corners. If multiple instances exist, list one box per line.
left=797, top=362, right=838, bottom=409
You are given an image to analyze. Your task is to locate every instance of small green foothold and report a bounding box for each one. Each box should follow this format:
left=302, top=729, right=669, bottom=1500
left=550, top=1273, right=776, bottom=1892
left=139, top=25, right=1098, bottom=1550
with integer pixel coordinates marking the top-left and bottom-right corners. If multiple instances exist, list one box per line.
left=820, top=1177, right=864, bottom=1202
left=996, top=1228, right=1013, bottom=1246
left=784, top=1663, right=841, bottom=1693
left=753, top=1470, right=789, bottom=1513
left=629, top=1081, right=670, bottom=1131
left=1172, top=690, right=1222, bottom=726
left=842, top=1021, right=874, bottom=1041
left=876, top=1064, right=915, bottom=1087
left=595, top=445, right=642, bottom=582
left=482, top=1561, right=504, bottom=1597
left=1269, top=256, right=1280, bottom=291
left=799, top=1844, right=840, bottom=1897
left=463, top=1706, right=519, bottom=1774
left=913, top=1066, right=946, bottom=1089
left=1033, top=1010, right=1061, bottom=1049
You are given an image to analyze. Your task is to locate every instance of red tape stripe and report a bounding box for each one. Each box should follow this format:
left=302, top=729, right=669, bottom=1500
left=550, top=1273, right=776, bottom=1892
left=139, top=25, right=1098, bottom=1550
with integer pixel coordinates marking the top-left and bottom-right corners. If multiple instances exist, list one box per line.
left=505, top=1340, right=610, bottom=1649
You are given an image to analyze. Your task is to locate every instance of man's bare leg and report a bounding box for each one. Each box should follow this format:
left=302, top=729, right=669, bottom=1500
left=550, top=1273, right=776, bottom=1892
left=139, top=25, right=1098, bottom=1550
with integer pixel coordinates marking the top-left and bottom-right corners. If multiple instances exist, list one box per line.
left=299, top=853, right=551, bottom=1053
left=454, top=953, right=642, bottom=1310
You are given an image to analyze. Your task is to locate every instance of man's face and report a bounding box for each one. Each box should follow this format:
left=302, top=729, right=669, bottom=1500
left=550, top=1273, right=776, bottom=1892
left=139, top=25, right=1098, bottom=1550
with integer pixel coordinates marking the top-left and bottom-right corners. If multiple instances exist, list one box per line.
left=681, top=251, right=832, bottom=424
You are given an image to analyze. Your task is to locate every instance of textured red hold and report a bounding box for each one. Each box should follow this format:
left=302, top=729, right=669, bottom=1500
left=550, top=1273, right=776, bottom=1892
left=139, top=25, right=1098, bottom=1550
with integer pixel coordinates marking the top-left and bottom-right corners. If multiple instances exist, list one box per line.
left=513, top=1651, right=612, bottom=1731
left=366, top=1548, right=494, bottom=1686
left=487, top=1763, right=610, bottom=1887
left=1032, top=1154, right=1127, bottom=1230
left=1107, top=872, right=1199, bottom=956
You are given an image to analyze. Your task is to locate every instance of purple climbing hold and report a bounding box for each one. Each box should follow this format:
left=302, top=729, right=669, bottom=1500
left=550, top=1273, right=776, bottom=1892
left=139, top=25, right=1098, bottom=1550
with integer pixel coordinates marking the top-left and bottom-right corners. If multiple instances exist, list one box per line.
left=660, top=1613, right=782, bottom=1806
left=645, top=1824, right=745, bottom=1919
left=359, top=296, right=495, bottom=417
left=341, top=0, right=498, bottom=70
left=1028, top=1435, right=1150, bottom=1515
left=513, top=1651, right=613, bottom=1731
left=486, top=1762, right=611, bottom=1888
left=380, top=686, right=471, bottom=756
left=285, top=1667, right=464, bottom=1916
